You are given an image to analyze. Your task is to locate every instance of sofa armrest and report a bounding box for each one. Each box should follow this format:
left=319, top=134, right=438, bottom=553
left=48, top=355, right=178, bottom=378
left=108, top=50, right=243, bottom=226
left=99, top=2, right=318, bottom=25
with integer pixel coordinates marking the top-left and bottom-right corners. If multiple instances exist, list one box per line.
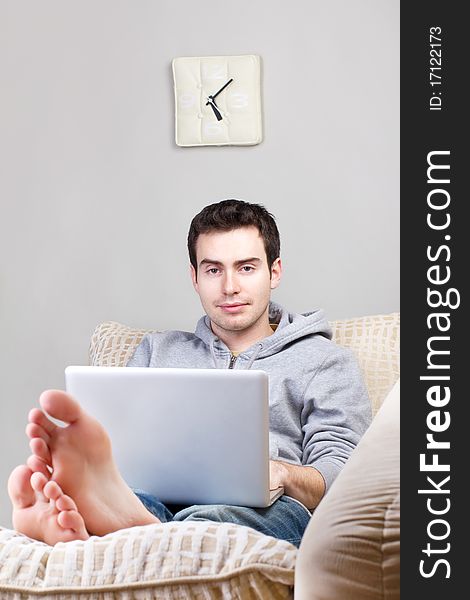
left=295, top=380, right=400, bottom=600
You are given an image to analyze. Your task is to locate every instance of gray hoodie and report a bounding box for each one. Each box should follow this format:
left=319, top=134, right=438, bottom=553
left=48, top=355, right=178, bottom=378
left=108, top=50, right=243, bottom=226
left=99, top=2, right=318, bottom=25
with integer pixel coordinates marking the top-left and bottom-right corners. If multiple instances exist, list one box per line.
left=127, top=302, right=371, bottom=492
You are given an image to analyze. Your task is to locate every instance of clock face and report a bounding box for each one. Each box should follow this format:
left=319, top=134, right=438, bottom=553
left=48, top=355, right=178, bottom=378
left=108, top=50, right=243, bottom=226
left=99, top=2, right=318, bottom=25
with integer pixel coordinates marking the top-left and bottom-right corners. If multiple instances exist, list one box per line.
left=172, top=55, right=263, bottom=147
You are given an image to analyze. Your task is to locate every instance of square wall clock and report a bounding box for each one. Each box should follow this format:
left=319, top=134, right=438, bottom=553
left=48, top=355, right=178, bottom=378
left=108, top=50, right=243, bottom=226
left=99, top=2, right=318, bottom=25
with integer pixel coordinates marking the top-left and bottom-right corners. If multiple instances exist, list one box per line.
left=172, top=55, right=263, bottom=147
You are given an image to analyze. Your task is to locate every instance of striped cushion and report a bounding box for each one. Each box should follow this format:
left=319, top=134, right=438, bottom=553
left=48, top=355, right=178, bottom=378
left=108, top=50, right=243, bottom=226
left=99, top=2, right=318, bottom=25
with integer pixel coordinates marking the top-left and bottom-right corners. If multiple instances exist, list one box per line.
left=0, top=521, right=296, bottom=598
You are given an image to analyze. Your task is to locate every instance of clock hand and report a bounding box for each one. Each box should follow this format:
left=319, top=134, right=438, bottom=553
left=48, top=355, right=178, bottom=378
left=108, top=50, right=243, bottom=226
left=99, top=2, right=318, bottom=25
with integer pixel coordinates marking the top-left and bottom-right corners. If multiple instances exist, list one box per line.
left=205, top=78, right=234, bottom=121
left=210, top=78, right=234, bottom=101
left=206, top=97, right=223, bottom=121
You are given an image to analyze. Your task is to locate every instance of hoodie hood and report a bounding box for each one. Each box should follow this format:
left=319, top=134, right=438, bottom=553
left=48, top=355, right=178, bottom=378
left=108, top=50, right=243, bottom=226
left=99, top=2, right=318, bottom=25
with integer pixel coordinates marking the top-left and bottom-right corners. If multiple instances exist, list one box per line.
left=194, top=301, right=332, bottom=362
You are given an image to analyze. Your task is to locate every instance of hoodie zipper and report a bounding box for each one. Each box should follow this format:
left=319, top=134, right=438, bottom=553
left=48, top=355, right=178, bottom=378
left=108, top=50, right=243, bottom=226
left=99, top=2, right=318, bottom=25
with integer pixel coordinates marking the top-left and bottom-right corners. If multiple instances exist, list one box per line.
left=228, top=354, right=237, bottom=369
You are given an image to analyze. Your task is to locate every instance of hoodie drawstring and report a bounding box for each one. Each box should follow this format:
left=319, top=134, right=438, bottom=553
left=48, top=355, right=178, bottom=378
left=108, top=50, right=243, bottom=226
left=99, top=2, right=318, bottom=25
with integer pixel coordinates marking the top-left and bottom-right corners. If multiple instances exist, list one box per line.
left=209, top=339, right=218, bottom=368
left=245, top=343, right=263, bottom=370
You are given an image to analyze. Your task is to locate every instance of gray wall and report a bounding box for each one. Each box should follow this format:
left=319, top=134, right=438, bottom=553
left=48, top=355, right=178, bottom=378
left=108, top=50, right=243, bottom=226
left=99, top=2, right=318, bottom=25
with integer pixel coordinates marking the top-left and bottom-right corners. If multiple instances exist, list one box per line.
left=0, top=0, right=399, bottom=526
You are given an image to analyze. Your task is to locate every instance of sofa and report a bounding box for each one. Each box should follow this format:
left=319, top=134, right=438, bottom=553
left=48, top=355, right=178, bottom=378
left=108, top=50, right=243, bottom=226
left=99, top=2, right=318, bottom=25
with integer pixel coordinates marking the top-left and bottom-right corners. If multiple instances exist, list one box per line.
left=0, top=312, right=399, bottom=599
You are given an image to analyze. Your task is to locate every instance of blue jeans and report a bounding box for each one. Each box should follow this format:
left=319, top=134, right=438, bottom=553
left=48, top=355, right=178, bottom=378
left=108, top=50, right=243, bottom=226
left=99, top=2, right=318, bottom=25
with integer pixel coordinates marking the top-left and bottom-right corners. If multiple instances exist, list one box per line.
left=134, top=491, right=311, bottom=548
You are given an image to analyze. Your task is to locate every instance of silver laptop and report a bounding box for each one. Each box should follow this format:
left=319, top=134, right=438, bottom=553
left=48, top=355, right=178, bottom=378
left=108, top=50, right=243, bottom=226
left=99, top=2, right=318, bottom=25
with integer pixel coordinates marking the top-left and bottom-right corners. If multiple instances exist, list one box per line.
left=65, top=366, right=284, bottom=508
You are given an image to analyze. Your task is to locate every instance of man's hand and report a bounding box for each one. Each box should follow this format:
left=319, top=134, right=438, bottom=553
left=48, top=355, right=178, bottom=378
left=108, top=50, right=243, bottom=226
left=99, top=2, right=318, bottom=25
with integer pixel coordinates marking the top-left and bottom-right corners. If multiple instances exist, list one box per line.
left=269, top=459, right=326, bottom=511
left=269, top=459, right=288, bottom=490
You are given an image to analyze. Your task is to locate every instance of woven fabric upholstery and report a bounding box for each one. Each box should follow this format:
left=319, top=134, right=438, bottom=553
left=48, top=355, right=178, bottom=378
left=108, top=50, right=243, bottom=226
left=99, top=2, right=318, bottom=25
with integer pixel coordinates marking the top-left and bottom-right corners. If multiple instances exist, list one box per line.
left=88, top=322, right=159, bottom=368
left=89, top=312, right=400, bottom=414
left=330, top=312, right=400, bottom=415
left=0, top=521, right=296, bottom=598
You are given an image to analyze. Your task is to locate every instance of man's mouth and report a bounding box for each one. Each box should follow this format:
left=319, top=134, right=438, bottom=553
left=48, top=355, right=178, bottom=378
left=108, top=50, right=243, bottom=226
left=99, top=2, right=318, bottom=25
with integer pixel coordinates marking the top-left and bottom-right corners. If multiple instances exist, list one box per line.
left=218, top=303, right=248, bottom=313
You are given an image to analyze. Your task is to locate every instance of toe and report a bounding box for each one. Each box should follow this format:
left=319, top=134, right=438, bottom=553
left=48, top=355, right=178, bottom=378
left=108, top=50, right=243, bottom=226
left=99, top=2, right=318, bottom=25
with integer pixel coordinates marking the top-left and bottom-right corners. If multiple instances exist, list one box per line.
left=40, top=390, right=82, bottom=425
left=57, top=510, right=89, bottom=540
left=28, top=408, right=57, bottom=435
left=30, top=471, right=49, bottom=494
left=8, top=465, right=35, bottom=509
left=56, top=493, right=78, bottom=512
left=26, top=422, right=51, bottom=444
left=27, top=454, right=51, bottom=478
left=29, top=437, right=52, bottom=465
left=43, top=480, right=63, bottom=502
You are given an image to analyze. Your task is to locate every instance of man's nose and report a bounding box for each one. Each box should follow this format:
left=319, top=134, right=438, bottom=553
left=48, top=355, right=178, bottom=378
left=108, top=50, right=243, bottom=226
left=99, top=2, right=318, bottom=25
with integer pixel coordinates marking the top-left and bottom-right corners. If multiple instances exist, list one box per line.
left=222, top=271, right=241, bottom=295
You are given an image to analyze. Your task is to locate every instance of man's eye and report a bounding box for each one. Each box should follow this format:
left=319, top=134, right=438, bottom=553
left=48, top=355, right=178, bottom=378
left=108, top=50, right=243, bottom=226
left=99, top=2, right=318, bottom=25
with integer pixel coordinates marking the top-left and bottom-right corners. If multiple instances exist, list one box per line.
left=241, top=266, right=254, bottom=272
left=207, top=268, right=219, bottom=274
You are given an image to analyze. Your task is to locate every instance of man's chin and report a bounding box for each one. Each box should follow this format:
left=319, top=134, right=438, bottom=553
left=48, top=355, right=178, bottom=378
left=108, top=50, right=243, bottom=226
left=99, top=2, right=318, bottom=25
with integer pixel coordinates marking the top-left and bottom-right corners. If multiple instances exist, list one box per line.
left=209, top=312, right=253, bottom=333
left=213, top=317, right=250, bottom=332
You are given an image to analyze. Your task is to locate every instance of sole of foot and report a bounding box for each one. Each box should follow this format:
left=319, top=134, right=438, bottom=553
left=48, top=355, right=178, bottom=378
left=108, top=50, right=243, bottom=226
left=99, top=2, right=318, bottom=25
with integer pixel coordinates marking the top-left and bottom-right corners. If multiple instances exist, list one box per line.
left=8, top=464, right=89, bottom=545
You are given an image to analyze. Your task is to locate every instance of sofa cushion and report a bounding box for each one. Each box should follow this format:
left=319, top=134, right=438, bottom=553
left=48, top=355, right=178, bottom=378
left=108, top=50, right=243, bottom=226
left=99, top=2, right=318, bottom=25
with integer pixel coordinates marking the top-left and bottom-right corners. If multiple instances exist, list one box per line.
left=89, top=312, right=400, bottom=414
left=89, top=321, right=159, bottom=368
left=330, top=312, right=399, bottom=414
left=294, top=379, right=400, bottom=600
left=0, top=521, right=296, bottom=599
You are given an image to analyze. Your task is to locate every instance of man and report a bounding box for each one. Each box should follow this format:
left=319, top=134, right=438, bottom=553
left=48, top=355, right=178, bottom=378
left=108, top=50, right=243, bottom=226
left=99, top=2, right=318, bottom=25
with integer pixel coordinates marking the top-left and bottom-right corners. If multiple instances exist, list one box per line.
left=8, top=199, right=371, bottom=548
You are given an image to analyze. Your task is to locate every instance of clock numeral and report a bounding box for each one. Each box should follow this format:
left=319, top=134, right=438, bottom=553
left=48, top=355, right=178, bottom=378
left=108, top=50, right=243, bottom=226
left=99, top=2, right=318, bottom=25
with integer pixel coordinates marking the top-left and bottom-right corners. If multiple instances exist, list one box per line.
left=230, top=93, right=249, bottom=108
left=179, top=93, right=196, bottom=109
left=202, top=64, right=225, bottom=80
left=203, top=121, right=223, bottom=136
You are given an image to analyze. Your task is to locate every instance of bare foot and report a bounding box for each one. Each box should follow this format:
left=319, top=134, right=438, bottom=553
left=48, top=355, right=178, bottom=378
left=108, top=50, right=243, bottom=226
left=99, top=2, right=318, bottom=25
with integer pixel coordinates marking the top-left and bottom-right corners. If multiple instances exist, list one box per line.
left=26, top=390, right=160, bottom=536
left=8, top=465, right=89, bottom=545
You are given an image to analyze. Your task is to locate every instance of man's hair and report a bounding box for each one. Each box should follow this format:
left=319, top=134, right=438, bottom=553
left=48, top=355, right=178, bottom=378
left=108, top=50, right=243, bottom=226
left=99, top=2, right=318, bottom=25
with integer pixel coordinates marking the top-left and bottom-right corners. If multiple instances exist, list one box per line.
left=187, top=199, right=280, bottom=272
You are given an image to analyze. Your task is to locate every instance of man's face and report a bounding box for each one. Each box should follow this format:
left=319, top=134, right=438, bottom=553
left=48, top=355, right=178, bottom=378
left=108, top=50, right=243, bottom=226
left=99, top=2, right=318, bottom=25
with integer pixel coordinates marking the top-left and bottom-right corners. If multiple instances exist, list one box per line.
left=190, top=226, right=281, bottom=338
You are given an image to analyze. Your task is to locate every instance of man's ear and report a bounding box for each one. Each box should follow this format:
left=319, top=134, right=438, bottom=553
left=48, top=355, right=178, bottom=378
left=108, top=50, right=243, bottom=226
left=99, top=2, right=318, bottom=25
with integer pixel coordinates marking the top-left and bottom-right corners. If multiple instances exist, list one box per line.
left=270, top=257, right=282, bottom=290
left=190, top=264, right=199, bottom=292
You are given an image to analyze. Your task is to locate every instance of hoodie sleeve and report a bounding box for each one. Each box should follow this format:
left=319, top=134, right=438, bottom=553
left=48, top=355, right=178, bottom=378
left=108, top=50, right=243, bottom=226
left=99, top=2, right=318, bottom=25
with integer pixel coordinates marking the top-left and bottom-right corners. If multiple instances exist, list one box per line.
left=127, top=335, right=152, bottom=367
left=301, top=346, right=372, bottom=492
